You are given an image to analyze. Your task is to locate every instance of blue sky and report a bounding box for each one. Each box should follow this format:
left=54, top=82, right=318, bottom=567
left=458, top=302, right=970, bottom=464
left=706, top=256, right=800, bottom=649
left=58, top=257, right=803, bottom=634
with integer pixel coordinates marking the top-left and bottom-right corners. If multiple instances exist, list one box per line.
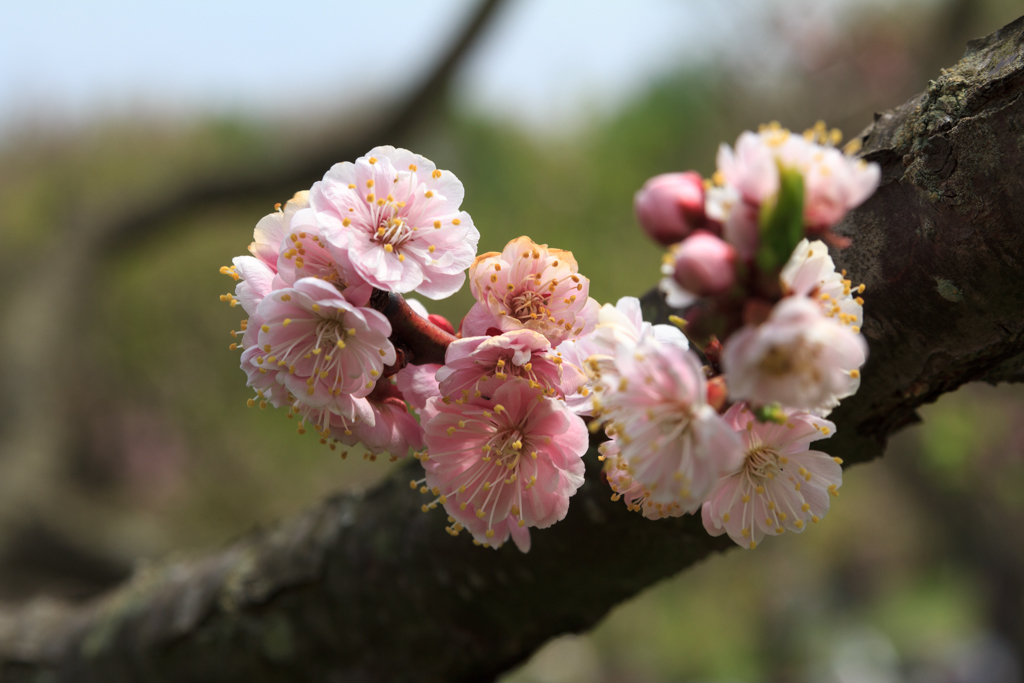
left=0, top=0, right=873, bottom=134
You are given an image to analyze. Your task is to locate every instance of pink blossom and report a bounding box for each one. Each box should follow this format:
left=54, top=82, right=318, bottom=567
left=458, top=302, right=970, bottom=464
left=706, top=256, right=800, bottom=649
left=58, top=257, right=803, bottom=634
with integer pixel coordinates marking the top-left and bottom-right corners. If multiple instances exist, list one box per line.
left=462, top=236, right=599, bottom=345
left=556, top=296, right=688, bottom=416
left=722, top=295, right=867, bottom=414
left=671, top=230, right=736, bottom=296
left=781, top=238, right=864, bottom=331
left=634, top=171, right=706, bottom=246
left=592, top=339, right=744, bottom=513
left=436, top=330, right=573, bottom=401
left=419, top=379, right=588, bottom=552
left=244, top=279, right=396, bottom=418
left=311, top=146, right=480, bottom=299
left=706, top=185, right=760, bottom=261
left=590, top=296, right=689, bottom=353
left=395, top=363, right=442, bottom=412
left=248, top=191, right=310, bottom=270
left=601, top=441, right=685, bottom=520
left=230, top=255, right=277, bottom=314
left=709, top=124, right=880, bottom=241
left=702, top=403, right=842, bottom=549
left=333, top=380, right=423, bottom=458
left=274, top=208, right=372, bottom=306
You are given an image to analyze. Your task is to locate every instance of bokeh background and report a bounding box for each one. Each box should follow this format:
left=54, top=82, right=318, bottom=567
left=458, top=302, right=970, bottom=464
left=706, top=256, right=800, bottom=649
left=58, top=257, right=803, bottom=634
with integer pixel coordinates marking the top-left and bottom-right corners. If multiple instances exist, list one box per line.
left=1, top=1, right=1022, bottom=681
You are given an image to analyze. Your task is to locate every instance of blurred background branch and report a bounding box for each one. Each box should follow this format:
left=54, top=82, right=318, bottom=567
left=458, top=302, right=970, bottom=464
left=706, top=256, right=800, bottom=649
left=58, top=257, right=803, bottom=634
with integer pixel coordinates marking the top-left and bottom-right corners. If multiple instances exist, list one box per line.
left=0, top=0, right=507, bottom=601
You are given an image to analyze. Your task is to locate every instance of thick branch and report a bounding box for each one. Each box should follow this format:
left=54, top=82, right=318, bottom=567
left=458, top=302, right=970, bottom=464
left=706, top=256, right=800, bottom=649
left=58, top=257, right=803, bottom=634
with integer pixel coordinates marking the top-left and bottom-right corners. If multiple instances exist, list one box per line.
left=2, top=15, right=1024, bottom=683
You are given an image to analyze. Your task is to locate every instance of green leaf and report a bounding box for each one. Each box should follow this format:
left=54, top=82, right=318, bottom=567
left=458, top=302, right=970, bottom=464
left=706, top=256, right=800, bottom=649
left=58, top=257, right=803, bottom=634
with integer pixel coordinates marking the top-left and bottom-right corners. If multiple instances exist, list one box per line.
left=755, top=164, right=805, bottom=273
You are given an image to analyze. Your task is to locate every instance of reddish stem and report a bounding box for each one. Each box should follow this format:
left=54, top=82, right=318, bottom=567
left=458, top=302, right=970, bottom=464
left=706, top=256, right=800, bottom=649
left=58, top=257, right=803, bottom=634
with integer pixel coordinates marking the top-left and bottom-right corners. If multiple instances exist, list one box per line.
left=369, top=289, right=458, bottom=368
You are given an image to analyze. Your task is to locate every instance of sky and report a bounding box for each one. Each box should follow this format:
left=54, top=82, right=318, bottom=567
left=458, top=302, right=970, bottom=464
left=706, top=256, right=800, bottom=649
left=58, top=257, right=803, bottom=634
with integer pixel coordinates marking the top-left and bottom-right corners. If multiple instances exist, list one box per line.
left=0, top=0, right=881, bottom=135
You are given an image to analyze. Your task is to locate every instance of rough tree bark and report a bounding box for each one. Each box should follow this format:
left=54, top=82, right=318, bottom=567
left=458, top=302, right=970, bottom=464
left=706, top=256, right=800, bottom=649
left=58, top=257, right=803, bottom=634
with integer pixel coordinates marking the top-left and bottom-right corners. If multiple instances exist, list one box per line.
left=1, top=15, right=1023, bottom=683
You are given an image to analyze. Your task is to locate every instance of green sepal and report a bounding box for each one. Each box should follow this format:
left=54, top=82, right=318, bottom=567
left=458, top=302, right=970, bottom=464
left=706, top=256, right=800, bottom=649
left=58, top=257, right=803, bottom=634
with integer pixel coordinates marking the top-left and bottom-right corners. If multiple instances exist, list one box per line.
left=755, top=164, right=806, bottom=274
left=751, top=403, right=787, bottom=424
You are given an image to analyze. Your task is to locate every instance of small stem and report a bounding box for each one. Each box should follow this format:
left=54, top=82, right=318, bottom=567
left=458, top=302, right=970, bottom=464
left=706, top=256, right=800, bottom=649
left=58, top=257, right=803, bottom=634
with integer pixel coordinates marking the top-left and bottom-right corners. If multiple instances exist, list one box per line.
left=370, top=289, right=457, bottom=366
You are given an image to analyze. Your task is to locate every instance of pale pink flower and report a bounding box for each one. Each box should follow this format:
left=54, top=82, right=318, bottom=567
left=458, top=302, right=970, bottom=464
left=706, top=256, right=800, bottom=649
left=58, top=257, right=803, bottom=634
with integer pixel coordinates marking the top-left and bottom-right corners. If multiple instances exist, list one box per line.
left=710, top=124, right=880, bottom=238
left=592, top=339, right=744, bottom=513
left=245, top=278, right=396, bottom=414
left=549, top=336, right=599, bottom=416
left=248, top=191, right=310, bottom=270
left=702, top=403, right=842, bottom=549
left=462, top=236, right=599, bottom=345
left=705, top=184, right=761, bottom=261
left=311, top=146, right=479, bottom=299
left=436, top=330, right=573, bottom=402
left=634, top=171, right=706, bottom=246
left=591, top=296, right=690, bottom=353
left=554, top=296, right=687, bottom=415
left=395, top=363, right=442, bottom=412
left=781, top=238, right=864, bottom=331
left=600, top=441, right=685, bottom=520
left=229, top=255, right=279, bottom=344
left=274, top=207, right=372, bottom=306
left=333, top=380, right=423, bottom=458
left=722, top=295, right=867, bottom=413
left=419, top=379, right=588, bottom=552
left=290, top=397, right=375, bottom=443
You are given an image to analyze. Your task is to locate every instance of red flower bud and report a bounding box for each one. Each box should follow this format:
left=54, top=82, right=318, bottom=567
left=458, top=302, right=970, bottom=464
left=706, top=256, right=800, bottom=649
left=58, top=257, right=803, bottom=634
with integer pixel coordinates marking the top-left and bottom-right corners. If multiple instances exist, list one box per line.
left=428, top=314, right=456, bottom=335
left=634, top=172, right=706, bottom=246
left=672, top=231, right=736, bottom=296
left=706, top=376, right=728, bottom=413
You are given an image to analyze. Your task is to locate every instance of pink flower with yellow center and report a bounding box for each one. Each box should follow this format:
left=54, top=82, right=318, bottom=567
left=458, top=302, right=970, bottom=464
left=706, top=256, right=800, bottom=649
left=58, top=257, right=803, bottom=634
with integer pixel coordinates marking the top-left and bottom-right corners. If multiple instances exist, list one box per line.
left=462, top=236, right=600, bottom=345
left=246, top=278, right=396, bottom=414
left=418, top=379, right=588, bottom=552
left=705, top=123, right=880, bottom=257
left=311, top=146, right=479, bottom=299
left=592, top=339, right=744, bottom=513
left=702, top=402, right=842, bottom=549
left=781, top=238, right=864, bottom=332
left=555, top=296, right=688, bottom=415
left=275, top=207, right=372, bottom=306
left=436, top=330, right=578, bottom=402
left=248, top=191, right=310, bottom=271
left=722, top=295, right=867, bottom=414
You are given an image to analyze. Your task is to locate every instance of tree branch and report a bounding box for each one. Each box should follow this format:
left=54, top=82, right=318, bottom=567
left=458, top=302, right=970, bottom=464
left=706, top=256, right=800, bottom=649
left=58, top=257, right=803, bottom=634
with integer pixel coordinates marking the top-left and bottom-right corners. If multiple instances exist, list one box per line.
left=2, top=15, right=1023, bottom=683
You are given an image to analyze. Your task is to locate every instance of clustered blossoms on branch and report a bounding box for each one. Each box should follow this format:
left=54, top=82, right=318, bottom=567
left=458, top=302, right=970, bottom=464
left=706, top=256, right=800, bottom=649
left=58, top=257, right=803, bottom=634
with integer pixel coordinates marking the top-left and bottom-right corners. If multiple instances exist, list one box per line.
left=222, top=123, right=879, bottom=553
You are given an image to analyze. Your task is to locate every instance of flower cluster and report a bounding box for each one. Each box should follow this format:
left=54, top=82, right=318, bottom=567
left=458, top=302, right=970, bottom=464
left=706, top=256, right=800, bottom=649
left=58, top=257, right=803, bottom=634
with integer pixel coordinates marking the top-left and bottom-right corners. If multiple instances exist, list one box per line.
left=222, top=147, right=480, bottom=458
left=222, top=123, right=879, bottom=555
left=617, top=121, right=879, bottom=548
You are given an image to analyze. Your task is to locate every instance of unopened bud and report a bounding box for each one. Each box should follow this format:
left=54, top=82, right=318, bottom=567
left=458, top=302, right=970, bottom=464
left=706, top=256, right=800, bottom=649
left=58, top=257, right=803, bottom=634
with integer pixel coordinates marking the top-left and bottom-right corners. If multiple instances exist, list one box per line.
left=673, top=231, right=736, bottom=296
left=706, top=376, right=728, bottom=412
left=634, top=172, right=705, bottom=246
left=427, top=314, right=455, bottom=335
